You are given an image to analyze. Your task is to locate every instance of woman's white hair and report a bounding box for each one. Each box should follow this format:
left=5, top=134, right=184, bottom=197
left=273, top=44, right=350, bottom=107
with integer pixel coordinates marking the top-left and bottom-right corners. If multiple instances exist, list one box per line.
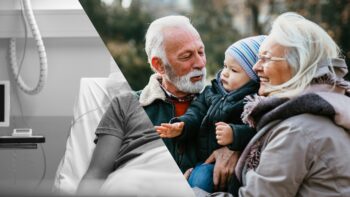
left=267, top=12, right=342, bottom=97
left=145, top=15, right=199, bottom=69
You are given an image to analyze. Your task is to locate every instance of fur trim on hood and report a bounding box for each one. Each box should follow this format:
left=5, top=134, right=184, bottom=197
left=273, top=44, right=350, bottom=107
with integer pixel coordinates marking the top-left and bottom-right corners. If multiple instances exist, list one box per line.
left=313, top=58, right=350, bottom=96
left=139, top=74, right=166, bottom=106
left=242, top=89, right=350, bottom=131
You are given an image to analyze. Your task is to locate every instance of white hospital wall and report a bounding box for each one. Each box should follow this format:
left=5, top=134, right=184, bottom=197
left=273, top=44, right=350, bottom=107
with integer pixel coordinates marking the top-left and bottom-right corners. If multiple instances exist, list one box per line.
left=0, top=0, right=119, bottom=193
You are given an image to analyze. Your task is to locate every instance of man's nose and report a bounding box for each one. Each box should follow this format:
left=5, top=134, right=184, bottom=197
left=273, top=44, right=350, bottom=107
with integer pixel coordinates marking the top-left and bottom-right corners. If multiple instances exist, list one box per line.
left=193, top=53, right=206, bottom=69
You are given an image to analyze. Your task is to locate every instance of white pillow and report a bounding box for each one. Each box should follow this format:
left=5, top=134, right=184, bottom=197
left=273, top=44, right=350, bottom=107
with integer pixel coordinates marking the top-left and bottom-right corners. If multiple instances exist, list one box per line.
left=53, top=75, right=129, bottom=194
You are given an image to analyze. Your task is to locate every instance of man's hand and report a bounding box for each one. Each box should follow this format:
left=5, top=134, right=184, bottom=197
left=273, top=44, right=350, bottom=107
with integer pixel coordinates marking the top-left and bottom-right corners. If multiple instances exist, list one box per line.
left=155, top=122, right=184, bottom=138
left=215, top=122, right=234, bottom=146
left=204, top=147, right=240, bottom=191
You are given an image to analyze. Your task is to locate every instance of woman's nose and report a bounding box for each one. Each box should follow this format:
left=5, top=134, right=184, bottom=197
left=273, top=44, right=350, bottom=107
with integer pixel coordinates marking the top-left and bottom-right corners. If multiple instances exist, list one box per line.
left=253, top=61, right=263, bottom=73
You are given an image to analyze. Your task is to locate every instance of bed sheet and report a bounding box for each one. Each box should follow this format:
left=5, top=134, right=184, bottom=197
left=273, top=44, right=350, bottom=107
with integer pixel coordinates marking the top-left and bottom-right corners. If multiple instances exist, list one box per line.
left=53, top=74, right=130, bottom=194
left=98, top=146, right=193, bottom=196
left=53, top=73, right=195, bottom=196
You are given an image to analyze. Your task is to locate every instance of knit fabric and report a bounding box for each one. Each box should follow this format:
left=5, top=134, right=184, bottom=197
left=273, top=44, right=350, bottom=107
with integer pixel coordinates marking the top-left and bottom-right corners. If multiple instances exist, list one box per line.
left=225, top=35, right=266, bottom=82
left=172, top=100, right=191, bottom=117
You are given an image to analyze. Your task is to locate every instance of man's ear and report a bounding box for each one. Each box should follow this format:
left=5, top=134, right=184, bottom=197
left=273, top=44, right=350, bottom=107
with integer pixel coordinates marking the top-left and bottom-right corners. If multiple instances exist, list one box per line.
left=151, top=57, right=166, bottom=74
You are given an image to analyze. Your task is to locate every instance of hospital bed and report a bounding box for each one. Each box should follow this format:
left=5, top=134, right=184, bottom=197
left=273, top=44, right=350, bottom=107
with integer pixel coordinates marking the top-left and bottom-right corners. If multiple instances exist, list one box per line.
left=53, top=73, right=194, bottom=196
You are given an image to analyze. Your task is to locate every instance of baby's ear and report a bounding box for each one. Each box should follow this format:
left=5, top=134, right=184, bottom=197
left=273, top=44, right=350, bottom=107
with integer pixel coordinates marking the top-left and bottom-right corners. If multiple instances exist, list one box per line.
left=151, top=57, right=165, bottom=74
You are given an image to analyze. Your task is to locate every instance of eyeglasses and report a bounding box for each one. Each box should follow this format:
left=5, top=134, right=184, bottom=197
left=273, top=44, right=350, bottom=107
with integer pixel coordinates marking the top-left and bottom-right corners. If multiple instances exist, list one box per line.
left=258, top=54, right=286, bottom=64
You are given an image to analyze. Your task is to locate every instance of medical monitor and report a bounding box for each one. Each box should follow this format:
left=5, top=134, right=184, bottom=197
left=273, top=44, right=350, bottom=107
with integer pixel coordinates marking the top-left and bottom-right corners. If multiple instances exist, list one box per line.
left=0, top=81, right=10, bottom=127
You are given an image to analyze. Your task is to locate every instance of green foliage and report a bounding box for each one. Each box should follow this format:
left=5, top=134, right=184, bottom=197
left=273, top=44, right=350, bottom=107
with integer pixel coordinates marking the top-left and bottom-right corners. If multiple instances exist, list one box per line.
left=80, top=0, right=350, bottom=89
left=80, top=0, right=153, bottom=90
left=111, top=40, right=153, bottom=90
left=189, top=0, right=240, bottom=77
left=80, top=0, right=108, bottom=36
left=280, top=0, right=350, bottom=80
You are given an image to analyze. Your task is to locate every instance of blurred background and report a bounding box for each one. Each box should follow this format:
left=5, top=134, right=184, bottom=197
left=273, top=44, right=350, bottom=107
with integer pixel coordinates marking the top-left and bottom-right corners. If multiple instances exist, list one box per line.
left=80, top=0, right=350, bottom=91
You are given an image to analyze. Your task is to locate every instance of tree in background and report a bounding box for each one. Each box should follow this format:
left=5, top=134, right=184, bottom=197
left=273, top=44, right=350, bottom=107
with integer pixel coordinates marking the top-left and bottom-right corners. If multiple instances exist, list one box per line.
left=248, top=0, right=350, bottom=79
left=80, top=0, right=153, bottom=90
left=80, top=0, right=350, bottom=90
left=285, top=0, right=350, bottom=80
left=190, top=0, right=240, bottom=77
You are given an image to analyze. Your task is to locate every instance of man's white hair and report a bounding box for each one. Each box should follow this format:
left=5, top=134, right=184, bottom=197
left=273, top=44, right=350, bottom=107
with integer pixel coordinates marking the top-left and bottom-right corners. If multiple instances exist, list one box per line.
left=145, top=15, right=199, bottom=69
left=266, top=12, right=341, bottom=97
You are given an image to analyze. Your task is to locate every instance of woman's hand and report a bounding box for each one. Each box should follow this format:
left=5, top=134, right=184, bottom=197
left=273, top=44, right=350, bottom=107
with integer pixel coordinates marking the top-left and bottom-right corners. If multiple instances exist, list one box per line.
left=215, top=122, right=233, bottom=146
left=155, top=122, right=184, bottom=138
left=205, top=147, right=240, bottom=191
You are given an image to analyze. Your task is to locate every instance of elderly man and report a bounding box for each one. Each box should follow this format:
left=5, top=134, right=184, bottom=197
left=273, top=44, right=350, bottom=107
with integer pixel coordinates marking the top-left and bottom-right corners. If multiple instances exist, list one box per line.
left=138, top=15, right=239, bottom=191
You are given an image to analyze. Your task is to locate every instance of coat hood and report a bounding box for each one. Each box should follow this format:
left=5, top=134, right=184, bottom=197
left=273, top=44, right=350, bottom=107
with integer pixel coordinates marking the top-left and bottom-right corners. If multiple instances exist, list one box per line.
left=242, top=87, right=350, bottom=131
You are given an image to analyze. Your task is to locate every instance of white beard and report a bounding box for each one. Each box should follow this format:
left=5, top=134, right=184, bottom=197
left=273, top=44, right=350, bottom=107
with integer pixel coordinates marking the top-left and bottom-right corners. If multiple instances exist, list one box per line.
left=164, top=64, right=206, bottom=94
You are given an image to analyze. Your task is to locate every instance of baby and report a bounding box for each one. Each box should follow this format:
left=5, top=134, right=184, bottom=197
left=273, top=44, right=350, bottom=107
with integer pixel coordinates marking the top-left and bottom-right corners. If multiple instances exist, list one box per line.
left=156, top=35, right=266, bottom=192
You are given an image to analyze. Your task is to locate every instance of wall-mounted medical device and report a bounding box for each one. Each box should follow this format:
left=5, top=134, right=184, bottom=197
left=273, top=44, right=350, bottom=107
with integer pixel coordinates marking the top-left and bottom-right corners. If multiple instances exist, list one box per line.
left=0, top=81, right=10, bottom=127
left=9, top=0, right=48, bottom=95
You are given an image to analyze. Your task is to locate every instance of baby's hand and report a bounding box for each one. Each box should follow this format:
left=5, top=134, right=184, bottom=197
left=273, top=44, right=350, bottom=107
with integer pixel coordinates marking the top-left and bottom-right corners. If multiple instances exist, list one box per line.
left=155, top=122, right=184, bottom=138
left=215, top=122, right=233, bottom=146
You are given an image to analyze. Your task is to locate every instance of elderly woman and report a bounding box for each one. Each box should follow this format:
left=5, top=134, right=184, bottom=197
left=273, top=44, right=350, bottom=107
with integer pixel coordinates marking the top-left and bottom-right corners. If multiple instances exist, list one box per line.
left=234, top=12, right=350, bottom=196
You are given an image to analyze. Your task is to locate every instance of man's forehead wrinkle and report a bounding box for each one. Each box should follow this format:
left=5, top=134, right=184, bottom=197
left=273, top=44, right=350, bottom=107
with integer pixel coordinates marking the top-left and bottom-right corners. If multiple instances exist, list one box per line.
left=164, top=29, right=202, bottom=55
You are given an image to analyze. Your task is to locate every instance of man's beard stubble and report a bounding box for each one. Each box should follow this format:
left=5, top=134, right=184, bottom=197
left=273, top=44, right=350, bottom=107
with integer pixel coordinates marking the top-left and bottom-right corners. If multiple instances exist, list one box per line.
left=164, top=63, right=206, bottom=94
